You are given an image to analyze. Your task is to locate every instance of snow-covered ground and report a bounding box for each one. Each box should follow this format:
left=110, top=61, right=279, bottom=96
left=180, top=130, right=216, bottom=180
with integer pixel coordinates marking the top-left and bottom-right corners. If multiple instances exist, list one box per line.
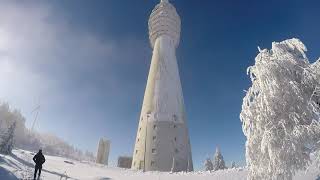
left=0, top=149, right=318, bottom=180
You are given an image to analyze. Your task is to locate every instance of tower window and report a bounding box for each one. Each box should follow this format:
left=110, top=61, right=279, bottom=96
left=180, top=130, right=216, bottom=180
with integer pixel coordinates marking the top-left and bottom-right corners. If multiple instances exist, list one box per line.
left=173, top=124, right=177, bottom=128
left=151, top=161, right=155, bottom=166
left=152, top=148, right=156, bottom=154
left=174, top=137, right=177, bottom=142
left=136, top=150, right=138, bottom=154
left=153, top=136, right=156, bottom=141
left=139, top=127, right=142, bottom=132
left=153, top=125, right=157, bottom=130
left=137, top=138, right=140, bottom=142
left=147, top=111, right=151, bottom=118
left=175, top=148, right=179, bottom=153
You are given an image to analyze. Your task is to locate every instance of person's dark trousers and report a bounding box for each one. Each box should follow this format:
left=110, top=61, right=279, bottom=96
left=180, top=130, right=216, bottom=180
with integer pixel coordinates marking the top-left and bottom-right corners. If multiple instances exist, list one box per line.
left=34, top=165, right=42, bottom=179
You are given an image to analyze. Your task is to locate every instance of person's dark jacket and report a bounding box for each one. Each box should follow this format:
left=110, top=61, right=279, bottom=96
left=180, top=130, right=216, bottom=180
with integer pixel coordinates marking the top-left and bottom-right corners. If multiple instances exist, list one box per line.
left=33, top=152, right=45, bottom=167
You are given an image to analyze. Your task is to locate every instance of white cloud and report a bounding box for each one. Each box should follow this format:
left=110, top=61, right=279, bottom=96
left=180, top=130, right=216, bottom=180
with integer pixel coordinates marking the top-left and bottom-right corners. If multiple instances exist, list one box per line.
left=0, top=1, right=145, bottom=127
left=0, top=1, right=153, bottom=160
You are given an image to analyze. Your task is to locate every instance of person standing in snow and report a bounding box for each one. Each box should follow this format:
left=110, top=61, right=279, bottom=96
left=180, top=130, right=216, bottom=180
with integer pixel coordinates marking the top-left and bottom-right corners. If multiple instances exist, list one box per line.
left=33, top=149, right=46, bottom=179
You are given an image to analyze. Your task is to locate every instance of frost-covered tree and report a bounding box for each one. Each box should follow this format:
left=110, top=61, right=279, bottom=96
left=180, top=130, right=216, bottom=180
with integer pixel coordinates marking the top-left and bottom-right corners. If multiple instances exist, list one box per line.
left=0, top=103, right=26, bottom=147
left=312, top=59, right=320, bottom=167
left=204, top=158, right=213, bottom=171
left=310, top=59, right=320, bottom=108
left=231, top=161, right=236, bottom=168
left=240, top=39, right=320, bottom=180
left=213, top=147, right=226, bottom=171
left=0, top=122, right=16, bottom=154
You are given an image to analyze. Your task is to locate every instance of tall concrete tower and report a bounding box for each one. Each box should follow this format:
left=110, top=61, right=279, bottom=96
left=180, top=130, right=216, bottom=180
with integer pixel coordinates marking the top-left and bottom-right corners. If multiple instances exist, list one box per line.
left=132, top=0, right=193, bottom=172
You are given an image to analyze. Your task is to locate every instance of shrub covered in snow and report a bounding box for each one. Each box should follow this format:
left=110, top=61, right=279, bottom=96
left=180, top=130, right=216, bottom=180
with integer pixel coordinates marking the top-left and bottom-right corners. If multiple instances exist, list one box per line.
left=240, top=38, right=320, bottom=179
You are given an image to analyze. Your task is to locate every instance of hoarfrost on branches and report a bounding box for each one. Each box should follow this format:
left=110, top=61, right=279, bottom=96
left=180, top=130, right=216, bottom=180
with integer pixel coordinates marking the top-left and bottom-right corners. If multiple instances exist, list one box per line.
left=240, top=38, right=320, bottom=180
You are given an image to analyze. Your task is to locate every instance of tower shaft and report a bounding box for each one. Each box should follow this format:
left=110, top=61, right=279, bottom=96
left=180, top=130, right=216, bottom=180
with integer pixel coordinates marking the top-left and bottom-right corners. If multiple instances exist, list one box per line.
left=132, top=0, right=193, bottom=172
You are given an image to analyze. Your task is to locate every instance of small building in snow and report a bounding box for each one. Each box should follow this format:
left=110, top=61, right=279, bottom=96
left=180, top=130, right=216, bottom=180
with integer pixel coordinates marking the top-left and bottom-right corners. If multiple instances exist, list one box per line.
left=117, top=156, right=132, bottom=169
left=96, top=138, right=110, bottom=165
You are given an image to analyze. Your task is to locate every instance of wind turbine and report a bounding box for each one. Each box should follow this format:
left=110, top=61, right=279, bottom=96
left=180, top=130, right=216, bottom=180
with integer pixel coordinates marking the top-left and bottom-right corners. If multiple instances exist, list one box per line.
left=31, top=105, right=40, bottom=131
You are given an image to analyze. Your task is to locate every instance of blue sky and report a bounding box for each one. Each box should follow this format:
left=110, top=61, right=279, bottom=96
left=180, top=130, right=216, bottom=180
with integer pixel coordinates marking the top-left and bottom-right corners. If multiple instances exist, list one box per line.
left=0, top=0, right=319, bottom=170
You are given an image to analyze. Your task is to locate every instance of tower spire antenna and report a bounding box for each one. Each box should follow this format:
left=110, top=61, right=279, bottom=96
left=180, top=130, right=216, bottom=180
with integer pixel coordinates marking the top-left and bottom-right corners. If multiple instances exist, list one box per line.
left=161, top=0, right=169, bottom=3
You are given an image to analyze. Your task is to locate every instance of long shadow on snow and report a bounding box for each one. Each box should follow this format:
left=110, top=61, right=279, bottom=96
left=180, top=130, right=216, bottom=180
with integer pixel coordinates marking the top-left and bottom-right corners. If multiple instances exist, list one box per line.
left=10, top=153, right=34, bottom=168
left=10, top=153, right=78, bottom=179
left=0, top=155, right=22, bottom=171
left=0, top=166, right=19, bottom=180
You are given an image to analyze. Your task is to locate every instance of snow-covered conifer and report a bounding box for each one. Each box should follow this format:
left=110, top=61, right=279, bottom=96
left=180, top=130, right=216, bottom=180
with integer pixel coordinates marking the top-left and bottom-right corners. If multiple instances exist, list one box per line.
left=213, top=147, right=226, bottom=171
left=240, top=39, right=320, bottom=180
left=204, top=158, right=213, bottom=171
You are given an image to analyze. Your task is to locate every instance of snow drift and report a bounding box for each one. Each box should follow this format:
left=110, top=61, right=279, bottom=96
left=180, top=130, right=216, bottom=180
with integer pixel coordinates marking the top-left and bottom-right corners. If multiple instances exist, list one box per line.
left=1, top=149, right=319, bottom=180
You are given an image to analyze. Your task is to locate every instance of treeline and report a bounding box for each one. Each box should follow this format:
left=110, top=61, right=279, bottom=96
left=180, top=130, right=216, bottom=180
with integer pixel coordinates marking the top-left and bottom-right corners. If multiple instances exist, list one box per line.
left=0, top=102, right=95, bottom=162
left=204, top=147, right=237, bottom=171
